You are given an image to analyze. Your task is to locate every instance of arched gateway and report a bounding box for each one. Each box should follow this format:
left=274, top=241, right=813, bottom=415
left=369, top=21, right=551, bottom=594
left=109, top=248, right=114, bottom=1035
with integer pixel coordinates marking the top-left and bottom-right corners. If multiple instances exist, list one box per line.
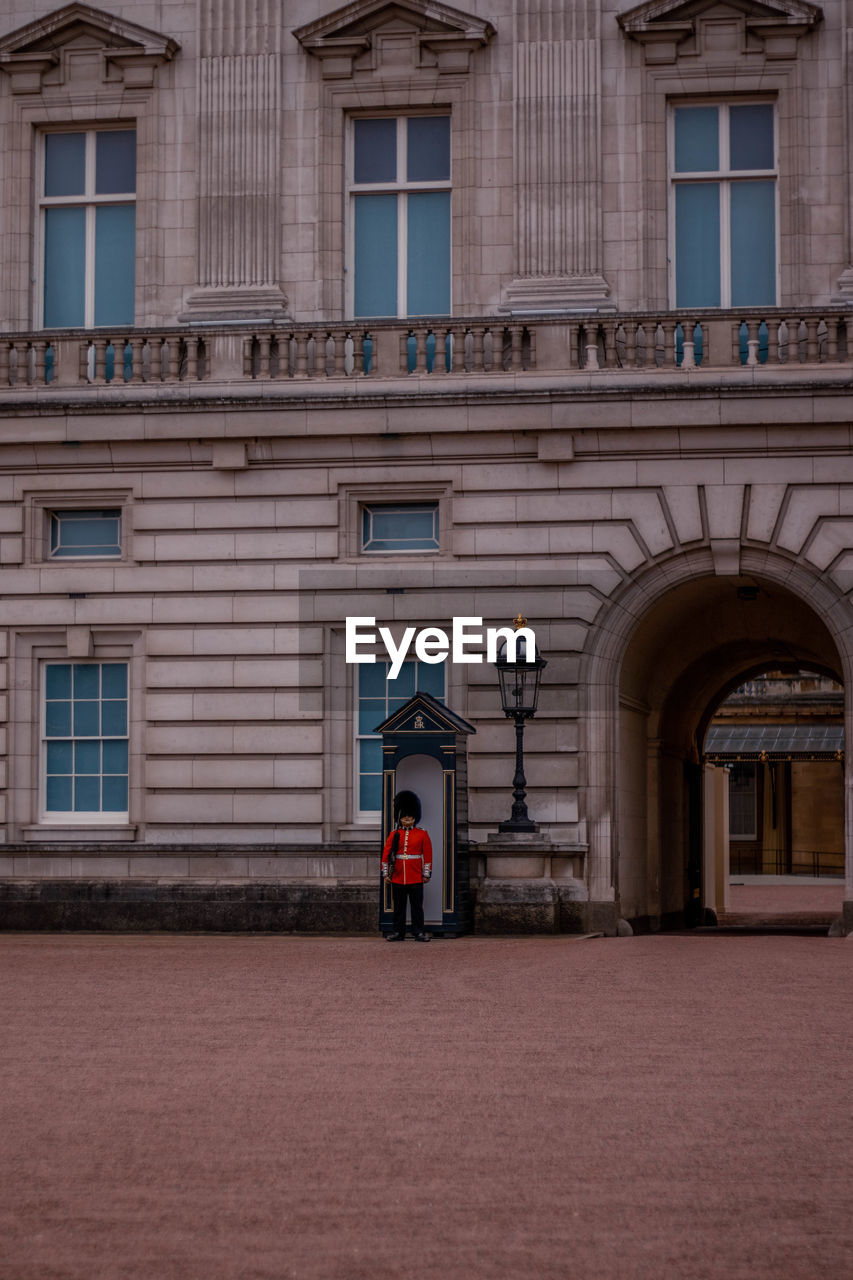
left=581, top=549, right=853, bottom=933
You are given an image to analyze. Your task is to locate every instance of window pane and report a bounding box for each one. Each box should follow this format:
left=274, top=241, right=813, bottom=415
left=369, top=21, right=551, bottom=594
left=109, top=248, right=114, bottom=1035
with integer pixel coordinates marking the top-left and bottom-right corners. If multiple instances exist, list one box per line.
left=359, top=699, right=386, bottom=734
left=359, top=769, right=382, bottom=811
left=45, top=701, right=71, bottom=737
left=102, top=701, right=128, bottom=736
left=364, top=503, right=439, bottom=552
left=43, top=207, right=85, bottom=327
left=407, top=117, right=450, bottom=181
left=389, top=662, right=416, bottom=698
left=74, top=775, right=100, bottom=812
left=359, top=738, right=382, bottom=774
left=354, top=118, right=397, bottom=183
left=102, top=739, right=129, bottom=773
left=102, top=775, right=128, bottom=812
left=730, top=181, right=776, bottom=306
left=407, top=191, right=450, bottom=316
left=46, top=775, right=72, bottom=811
left=95, top=205, right=135, bottom=326
left=46, top=741, right=73, bottom=773
left=46, top=665, right=71, bottom=699
left=51, top=510, right=121, bottom=557
left=74, top=701, right=100, bottom=736
left=44, top=133, right=85, bottom=196
left=674, top=107, right=719, bottom=173
left=96, top=130, right=136, bottom=194
left=74, top=665, right=100, bottom=699
left=354, top=194, right=398, bottom=317
left=418, top=663, right=445, bottom=698
left=75, top=740, right=100, bottom=774
left=730, top=105, right=774, bottom=171
left=675, top=183, right=721, bottom=307
left=359, top=663, right=387, bottom=697
left=101, top=664, right=128, bottom=698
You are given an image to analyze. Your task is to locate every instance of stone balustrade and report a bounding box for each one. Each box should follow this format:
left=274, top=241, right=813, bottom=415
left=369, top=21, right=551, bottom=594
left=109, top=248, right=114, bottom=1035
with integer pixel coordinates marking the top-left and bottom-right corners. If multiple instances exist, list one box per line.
left=0, top=308, right=849, bottom=389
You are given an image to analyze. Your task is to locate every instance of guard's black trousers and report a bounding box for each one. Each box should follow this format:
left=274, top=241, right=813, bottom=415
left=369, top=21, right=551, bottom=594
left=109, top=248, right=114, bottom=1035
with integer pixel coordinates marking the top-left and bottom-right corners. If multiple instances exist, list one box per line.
left=391, top=881, right=424, bottom=936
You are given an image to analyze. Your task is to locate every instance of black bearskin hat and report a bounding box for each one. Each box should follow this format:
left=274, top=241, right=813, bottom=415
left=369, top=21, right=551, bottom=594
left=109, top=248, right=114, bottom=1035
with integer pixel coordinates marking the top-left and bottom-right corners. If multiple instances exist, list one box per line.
left=394, top=790, right=421, bottom=824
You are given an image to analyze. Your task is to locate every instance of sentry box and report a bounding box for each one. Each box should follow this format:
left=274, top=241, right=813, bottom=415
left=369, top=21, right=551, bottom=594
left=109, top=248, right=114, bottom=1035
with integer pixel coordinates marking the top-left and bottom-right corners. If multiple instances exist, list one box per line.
left=375, top=691, right=476, bottom=938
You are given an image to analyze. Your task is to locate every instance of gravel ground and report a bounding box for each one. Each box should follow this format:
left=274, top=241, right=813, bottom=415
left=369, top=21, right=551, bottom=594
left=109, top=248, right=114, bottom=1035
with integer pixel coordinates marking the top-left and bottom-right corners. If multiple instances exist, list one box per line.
left=1, top=933, right=851, bottom=1280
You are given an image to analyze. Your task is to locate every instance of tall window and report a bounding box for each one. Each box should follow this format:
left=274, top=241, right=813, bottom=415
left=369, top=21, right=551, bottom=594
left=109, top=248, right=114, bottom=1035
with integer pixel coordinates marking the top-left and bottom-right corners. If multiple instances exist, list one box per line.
left=671, top=103, right=776, bottom=308
left=355, top=659, right=445, bottom=817
left=42, top=662, right=129, bottom=820
left=350, top=115, right=451, bottom=318
left=729, top=763, right=758, bottom=840
left=40, top=128, right=136, bottom=328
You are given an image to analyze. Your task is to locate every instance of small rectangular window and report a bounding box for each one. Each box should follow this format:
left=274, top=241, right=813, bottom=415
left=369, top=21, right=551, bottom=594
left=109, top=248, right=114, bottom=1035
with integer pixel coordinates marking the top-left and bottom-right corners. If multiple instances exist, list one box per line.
left=49, top=509, right=122, bottom=558
left=350, top=115, right=451, bottom=319
left=361, top=502, right=439, bottom=553
left=40, top=128, right=136, bottom=328
left=42, top=662, right=129, bottom=819
left=356, top=659, right=445, bottom=816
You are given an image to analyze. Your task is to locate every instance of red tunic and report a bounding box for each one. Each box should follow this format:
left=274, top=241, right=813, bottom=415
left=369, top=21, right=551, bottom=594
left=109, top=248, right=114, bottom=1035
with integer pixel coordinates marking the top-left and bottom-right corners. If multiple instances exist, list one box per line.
left=382, top=825, right=433, bottom=885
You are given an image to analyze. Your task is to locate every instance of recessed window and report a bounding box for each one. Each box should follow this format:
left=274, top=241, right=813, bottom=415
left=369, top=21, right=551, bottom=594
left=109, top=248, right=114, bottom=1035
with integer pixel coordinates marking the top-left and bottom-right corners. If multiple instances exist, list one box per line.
left=671, top=103, right=776, bottom=308
left=350, top=115, right=451, bottom=318
left=40, top=128, right=136, bottom=328
left=42, top=662, right=129, bottom=819
left=356, top=659, right=445, bottom=816
left=49, top=509, right=122, bottom=559
left=729, top=763, right=758, bottom=840
left=361, top=502, right=439, bottom=553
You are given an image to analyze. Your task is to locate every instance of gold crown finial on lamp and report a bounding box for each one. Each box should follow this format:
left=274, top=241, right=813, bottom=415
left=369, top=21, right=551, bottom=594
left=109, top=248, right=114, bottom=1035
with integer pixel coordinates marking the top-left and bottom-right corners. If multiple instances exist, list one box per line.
left=513, top=613, right=527, bottom=630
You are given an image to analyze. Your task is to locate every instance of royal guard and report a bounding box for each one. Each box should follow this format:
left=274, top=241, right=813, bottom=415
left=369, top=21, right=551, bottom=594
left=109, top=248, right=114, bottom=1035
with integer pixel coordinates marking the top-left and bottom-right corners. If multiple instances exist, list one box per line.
left=382, top=790, right=432, bottom=942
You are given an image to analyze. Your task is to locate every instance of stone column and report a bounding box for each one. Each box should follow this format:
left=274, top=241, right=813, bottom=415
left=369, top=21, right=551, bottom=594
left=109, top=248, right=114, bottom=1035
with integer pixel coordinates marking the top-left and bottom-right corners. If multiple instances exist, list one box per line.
left=502, top=0, right=611, bottom=311
left=182, top=0, right=288, bottom=318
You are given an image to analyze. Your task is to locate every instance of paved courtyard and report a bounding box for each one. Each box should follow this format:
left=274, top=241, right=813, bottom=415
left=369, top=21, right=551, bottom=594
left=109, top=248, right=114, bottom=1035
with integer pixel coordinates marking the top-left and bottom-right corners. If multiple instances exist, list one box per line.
left=1, top=933, right=851, bottom=1280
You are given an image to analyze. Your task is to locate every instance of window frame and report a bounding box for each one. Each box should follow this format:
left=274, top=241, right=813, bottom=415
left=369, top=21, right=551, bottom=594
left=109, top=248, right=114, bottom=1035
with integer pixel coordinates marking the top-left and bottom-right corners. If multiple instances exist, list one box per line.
left=353, top=657, right=446, bottom=823
left=39, top=659, right=131, bottom=825
left=346, top=111, right=452, bottom=320
left=48, top=508, right=123, bottom=561
left=360, top=500, right=440, bottom=555
left=36, top=124, right=137, bottom=330
left=24, top=490, right=133, bottom=567
left=667, top=98, right=779, bottom=309
left=728, top=762, right=758, bottom=842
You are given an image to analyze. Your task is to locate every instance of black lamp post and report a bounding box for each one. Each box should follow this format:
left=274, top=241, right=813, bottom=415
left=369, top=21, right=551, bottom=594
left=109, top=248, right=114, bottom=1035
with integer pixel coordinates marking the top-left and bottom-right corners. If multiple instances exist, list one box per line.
left=494, top=615, right=546, bottom=833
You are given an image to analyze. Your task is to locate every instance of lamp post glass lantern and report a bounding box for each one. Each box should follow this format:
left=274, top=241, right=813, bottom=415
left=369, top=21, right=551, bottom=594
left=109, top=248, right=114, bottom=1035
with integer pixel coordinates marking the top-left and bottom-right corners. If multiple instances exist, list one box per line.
left=494, top=617, right=546, bottom=833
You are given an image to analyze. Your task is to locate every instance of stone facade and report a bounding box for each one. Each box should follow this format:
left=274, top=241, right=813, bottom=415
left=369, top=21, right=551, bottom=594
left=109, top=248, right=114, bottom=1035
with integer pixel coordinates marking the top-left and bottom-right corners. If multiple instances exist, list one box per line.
left=0, top=0, right=851, bottom=934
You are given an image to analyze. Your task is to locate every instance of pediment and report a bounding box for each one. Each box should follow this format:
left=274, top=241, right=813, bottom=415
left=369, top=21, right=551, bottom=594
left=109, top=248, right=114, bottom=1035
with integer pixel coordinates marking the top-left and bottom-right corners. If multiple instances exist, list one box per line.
left=374, top=692, right=476, bottom=737
left=0, top=3, right=179, bottom=92
left=619, top=0, right=821, bottom=60
left=295, top=0, right=494, bottom=77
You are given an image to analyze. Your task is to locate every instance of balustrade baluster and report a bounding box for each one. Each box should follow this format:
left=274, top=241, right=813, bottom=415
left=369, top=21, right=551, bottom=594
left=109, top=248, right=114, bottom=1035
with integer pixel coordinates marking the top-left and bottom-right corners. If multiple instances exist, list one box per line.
left=33, top=340, right=46, bottom=385
left=767, top=319, right=780, bottom=365
left=258, top=334, right=271, bottom=378
left=745, top=319, right=760, bottom=366
left=94, top=340, right=107, bottom=383
left=351, top=330, right=363, bottom=377
left=12, top=341, right=27, bottom=384
left=826, top=317, right=840, bottom=362
left=0, top=342, right=10, bottom=387
left=527, top=327, right=536, bottom=371
left=661, top=321, right=677, bottom=369
left=185, top=337, right=199, bottom=381
left=472, top=327, right=485, bottom=373
left=625, top=323, right=637, bottom=369
left=681, top=320, right=696, bottom=369
left=243, top=337, right=254, bottom=378
left=166, top=338, right=181, bottom=381
left=130, top=337, right=144, bottom=382
left=510, top=324, right=523, bottom=372
left=293, top=333, right=307, bottom=378
left=643, top=321, right=658, bottom=368
left=452, top=327, right=465, bottom=373
left=583, top=325, right=600, bottom=371
left=806, top=318, right=820, bottom=363
left=333, top=329, right=346, bottom=377
left=604, top=321, right=618, bottom=369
